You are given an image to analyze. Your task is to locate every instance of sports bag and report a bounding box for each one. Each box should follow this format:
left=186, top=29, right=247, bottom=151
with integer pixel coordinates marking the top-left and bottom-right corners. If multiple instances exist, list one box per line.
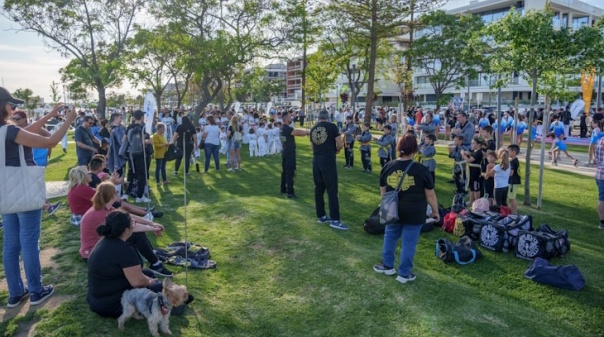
left=436, top=236, right=483, bottom=265
left=442, top=212, right=457, bottom=233
left=364, top=207, right=385, bottom=235
left=505, top=215, right=533, bottom=250
left=479, top=217, right=515, bottom=252
left=164, top=144, right=183, bottom=162
left=524, top=257, right=585, bottom=291
left=515, top=224, right=570, bottom=260
left=451, top=192, right=467, bottom=213
left=472, top=195, right=490, bottom=213
left=379, top=162, right=413, bottom=225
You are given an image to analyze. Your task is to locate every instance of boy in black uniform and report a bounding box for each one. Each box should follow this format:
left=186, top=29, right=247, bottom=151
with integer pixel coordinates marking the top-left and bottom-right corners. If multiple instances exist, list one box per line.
left=310, top=110, right=347, bottom=230
left=280, top=112, right=310, bottom=199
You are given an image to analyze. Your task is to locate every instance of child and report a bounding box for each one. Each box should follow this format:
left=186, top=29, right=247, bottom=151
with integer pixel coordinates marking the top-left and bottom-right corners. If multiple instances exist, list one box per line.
left=515, top=115, right=528, bottom=148
left=274, top=122, right=283, bottom=153
left=481, top=150, right=496, bottom=205
left=358, top=122, right=372, bottom=173
left=194, top=127, right=202, bottom=159
left=450, top=135, right=466, bottom=193
left=219, top=126, right=228, bottom=155
left=550, top=132, right=578, bottom=167
left=375, top=125, right=394, bottom=168
left=462, top=136, right=484, bottom=205
left=267, top=123, right=275, bottom=155
left=248, top=128, right=258, bottom=157
left=507, top=144, right=521, bottom=214
left=488, top=148, right=510, bottom=207
left=257, top=122, right=268, bottom=156
left=419, top=134, right=436, bottom=183
left=589, top=120, right=601, bottom=166
left=480, top=125, right=496, bottom=151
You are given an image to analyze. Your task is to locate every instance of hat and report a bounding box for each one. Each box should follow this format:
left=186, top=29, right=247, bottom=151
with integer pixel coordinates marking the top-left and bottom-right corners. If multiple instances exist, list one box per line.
left=318, top=110, right=329, bottom=120
left=346, top=115, right=353, bottom=120
left=13, top=110, right=27, bottom=121
left=0, top=87, right=25, bottom=105
left=133, top=110, right=145, bottom=119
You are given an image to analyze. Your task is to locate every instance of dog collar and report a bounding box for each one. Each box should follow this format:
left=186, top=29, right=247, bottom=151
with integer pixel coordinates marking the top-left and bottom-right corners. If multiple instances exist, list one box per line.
left=159, top=296, right=168, bottom=316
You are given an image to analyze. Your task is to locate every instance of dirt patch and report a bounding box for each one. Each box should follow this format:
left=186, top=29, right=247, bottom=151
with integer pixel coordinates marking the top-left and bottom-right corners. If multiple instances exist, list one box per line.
left=0, top=247, right=59, bottom=294
left=0, top=294, right=75, bottom=323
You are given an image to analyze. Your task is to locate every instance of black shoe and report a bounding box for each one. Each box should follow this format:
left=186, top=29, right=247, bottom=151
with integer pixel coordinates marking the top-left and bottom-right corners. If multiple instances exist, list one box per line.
left=287, top=194, right=298, bottom=199
left=7, top=288, right=29, bottom=308
left=151, top=211, right=164, bottom=218
left=446, top=179, right=455, bottom=184
left=47, top=201, right=62, bottom=215
left=149, top=262, right=174, bottom=277
left=62, top=148, right=66, bottom=154
left=30, top=285, right=54, bottom=305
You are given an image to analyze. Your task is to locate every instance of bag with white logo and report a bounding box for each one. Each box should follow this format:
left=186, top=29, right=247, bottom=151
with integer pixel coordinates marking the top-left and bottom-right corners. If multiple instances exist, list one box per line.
left=515, top=224, right=570, bottom=260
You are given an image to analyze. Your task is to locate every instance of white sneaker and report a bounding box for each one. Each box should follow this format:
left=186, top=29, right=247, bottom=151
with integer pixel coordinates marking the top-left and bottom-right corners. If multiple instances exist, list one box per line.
left=120, top=195, right=129, bottom=201
left=135, top=197, right=150, bottom=203
left=143, top=212, right=154, bottom=221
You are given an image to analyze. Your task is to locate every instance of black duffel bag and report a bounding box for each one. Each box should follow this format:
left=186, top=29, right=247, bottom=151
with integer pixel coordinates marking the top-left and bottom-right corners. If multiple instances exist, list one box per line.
left=164, top=144, right=183, bottom=162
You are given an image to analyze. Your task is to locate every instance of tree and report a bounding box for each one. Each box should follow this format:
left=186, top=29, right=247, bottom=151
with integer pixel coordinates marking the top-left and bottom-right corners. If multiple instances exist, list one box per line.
left=305, top=50, right=339, bottom=106
left=3, top=0, right=144, bottom=118
left=405, top=10, right=487, bottom=110
left=12, top=88, right=38, bottom=112
left=49, top=81, right=60, bottom=103
left=328, top=0, right=413, bottom=124
left=487, top=5, right=574, bottom=206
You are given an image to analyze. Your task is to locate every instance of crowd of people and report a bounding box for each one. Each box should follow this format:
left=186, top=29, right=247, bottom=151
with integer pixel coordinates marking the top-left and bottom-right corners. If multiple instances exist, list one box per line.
left=3, top=81, right=604, bottom=318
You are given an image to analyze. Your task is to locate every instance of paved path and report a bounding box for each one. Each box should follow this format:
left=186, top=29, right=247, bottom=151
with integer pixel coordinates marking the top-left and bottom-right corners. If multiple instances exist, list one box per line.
left=46, top=181, right=69, bottom=199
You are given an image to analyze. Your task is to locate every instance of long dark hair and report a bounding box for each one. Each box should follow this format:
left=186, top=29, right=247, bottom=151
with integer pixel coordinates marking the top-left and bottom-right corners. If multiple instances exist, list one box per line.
left=0, top=100, right=9, bottom=125
left=181, top=116, right=195, bottom=132
left=96, top=210, right=132, bottom=238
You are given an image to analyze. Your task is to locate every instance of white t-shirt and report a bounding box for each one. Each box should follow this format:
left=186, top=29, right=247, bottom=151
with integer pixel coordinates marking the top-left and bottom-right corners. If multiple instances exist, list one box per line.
left=494, top=164, right=511, bottom=188
left=204, top=124, right=220, bottom=145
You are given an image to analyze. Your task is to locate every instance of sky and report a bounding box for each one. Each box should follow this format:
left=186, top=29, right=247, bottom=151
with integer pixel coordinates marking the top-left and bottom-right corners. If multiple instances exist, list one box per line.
left=1, top=0, right=603, bottom=103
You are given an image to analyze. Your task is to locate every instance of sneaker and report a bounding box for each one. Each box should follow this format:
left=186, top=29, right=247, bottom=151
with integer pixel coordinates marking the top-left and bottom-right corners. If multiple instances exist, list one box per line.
left=228, top=168, right=234, bottom=172
left=145, top=206, right=156, bottom=212
left=329, top=220, right=349, bottom=231
left=135, top=197, right=150, bottom=203
left=287, top=194, right=298, bottom=199
left=143, top=213, right=154, bottom=221
left=186, top=172, right=191, bottom=176
left=7, top=289, right=29, bottom=308
left=151, top=211, right=164, bottom=218
left=120, top=194, right=129, bottom=201
left=173, top=171, right=178, bottom=176
left=373, top=263, right=396, bottom=276
left=30, top=285, right=54, bottom=305
left=62, top=148, right=67, bottom=154
left=317, top=215, right=331, bottom=223
left=47, top=201, right=62, bottom=215
left=599, top=223, right=604, bottom=229
left=395, top=274, right=416, bottom=284
left=149, top=263, right=174, bottom=277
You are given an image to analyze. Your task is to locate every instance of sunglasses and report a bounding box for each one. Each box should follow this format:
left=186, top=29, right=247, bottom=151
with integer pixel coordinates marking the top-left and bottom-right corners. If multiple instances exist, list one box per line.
left=11, top=116, right=21, bottom=121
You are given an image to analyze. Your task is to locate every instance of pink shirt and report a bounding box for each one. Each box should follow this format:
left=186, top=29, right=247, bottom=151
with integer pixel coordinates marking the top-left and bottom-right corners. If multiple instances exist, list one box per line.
left=79, top=207, right=114, bottom=259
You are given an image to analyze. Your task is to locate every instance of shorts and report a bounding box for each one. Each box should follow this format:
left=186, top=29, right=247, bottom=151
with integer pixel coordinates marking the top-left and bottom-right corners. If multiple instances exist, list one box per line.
left=469, top=175, right=482, bottom=192
left=508, top=184, right=520, bottom=200
left=597, top=179, right=604, bottom=201
left=557, top=141, right=567, bottom=152
left=230, top=140, right=241, bottom=150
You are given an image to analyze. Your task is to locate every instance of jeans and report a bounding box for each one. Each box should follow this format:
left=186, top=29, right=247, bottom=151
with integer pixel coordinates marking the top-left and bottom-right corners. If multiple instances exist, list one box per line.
left=204, top=143, right=220, bottom=172
left=155, top=158, right=166, bottom=183
left=381, top=223, right=422, bottom=277
left=2, top=209, right=43, bottom=297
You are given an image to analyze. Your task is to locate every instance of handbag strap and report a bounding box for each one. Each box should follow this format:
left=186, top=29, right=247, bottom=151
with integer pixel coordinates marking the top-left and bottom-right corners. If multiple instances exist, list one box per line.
left=394, top=161, right=414, bottom=192
left=0, top=125, right=28, bottom=169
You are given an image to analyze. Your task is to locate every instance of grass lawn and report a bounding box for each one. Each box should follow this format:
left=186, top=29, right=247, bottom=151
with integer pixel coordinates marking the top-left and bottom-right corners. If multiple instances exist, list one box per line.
left=1, top=135, right=603, bottom=337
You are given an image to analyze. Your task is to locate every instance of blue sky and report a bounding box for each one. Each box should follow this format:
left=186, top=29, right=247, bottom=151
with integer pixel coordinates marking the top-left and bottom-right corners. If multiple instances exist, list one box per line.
left=0, top=0, right=603, bottom=103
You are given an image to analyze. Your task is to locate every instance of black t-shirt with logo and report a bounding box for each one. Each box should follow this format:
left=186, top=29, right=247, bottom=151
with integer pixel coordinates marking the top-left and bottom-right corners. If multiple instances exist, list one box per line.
left=281, top=124, right=295, bottom=155
left=310, top=121, right=340, bottom=157
left=379, top=160, right=434, bottom=225
left=509, top=157, right=521, bottom=184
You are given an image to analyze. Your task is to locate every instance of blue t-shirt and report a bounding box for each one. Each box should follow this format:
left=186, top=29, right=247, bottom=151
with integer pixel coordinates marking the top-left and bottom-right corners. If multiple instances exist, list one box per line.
left=516, top=121, right=527, bottom=135
left=478, top=117, right=490, bottom=128
left=590, top=127, right=603, bottom=145
left=550, top=122, right=565, bottom=137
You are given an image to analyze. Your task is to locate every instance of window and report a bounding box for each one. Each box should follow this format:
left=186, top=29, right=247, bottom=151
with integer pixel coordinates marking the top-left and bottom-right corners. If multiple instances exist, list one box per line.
left=572, top=16, right=589, bottom=30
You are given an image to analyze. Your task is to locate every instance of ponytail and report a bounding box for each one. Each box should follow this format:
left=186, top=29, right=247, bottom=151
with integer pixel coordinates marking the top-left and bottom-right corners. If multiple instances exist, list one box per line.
left=498, top=148, right=510, bottom=170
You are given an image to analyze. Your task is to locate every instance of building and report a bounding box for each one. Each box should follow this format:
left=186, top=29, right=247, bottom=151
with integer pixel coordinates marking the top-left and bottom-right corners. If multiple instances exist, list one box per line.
left=265, top=63, right=287, bottom=102
left=412, top=0, right=604, bottom=108
left=286, top=59, right=303, bottom=102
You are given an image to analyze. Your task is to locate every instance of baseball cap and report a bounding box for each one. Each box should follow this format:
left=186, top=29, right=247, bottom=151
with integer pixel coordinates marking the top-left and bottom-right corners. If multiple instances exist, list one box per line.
left=318, top=110, right=329, bottom=120
left=0, top=87, right=25, bottom=105
left=133, top=110, right=145, bottom=119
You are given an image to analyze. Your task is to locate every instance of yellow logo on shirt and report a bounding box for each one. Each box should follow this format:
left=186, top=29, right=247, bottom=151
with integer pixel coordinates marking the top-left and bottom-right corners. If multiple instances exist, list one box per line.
left=387, top=170, right=415, bottom=191
left=311, top=126, right=328, bottom=145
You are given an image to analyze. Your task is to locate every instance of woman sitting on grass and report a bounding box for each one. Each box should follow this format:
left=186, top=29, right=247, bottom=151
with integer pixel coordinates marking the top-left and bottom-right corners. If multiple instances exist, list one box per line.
left=79, top=181, right=173, bottom=277
left=67, top=166, right=96, bottom=227
left=87, top=210, right=192, bottom=318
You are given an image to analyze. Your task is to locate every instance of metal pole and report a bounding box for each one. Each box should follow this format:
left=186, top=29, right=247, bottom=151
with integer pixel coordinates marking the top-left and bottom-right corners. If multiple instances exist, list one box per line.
left=512, top=96, right=519, bottom=145
left=496, top=76, right=502, bottom=149
left=467, top=75, right=471, bottom=112
left=537, top=95, right=550, bottom=209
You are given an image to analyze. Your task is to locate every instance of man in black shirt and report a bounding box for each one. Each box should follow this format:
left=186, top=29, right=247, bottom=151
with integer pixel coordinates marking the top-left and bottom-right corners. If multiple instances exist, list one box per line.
left=124, top=110, right=151, bottom=203
left=310, top=110, right=347, bottom=230
left=280, top=112, right=310, bottom=199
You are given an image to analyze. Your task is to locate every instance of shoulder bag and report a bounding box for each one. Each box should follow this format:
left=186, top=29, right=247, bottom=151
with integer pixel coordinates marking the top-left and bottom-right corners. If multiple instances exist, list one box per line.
left=379, top=161, right=414, bottom=225
left=0, top=125, right=46, bottom=214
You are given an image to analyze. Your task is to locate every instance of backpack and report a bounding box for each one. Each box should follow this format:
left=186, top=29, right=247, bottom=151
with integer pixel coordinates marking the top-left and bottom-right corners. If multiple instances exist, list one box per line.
left=524, top=258, right=585, bottom=291
left=233, top=130, right=243, bottom=143
left=364, top=207, right=385, bottom=235
left=442, top=212, right=458, bottom=233
left=515, top=224, right=570, bottom=260
left=453, top=217, right=466, bottom=237
left=127, top=124, right=145, bottom=155
left=452, top=192, right=467, bottom=213
left=472, top=195, right=490, bottom=213
left=436, top=236, right=483, bottom=265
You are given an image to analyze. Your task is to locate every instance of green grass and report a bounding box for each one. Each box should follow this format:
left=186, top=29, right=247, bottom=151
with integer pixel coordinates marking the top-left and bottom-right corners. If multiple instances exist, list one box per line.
left=1, top=135, right=603, bottom=337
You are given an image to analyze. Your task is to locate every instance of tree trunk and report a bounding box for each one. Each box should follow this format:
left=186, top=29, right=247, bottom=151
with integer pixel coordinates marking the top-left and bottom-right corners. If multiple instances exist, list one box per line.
left=364, top=0, right=378, bottom=126
left=523, top=74, right=537, bottom=206
left=96, top=86, right=107, bottom=119
left=403, top=0, right=415, bottom=114
left=301, top=0, right=308, bottom=116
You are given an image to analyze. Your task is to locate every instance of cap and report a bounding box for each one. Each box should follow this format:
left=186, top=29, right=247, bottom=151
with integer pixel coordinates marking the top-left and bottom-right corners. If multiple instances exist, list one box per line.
left=346, top=115, right=353, bottom=120
left=318, top=110, right=329, bottom=120
left=13, top=110, right=27, bottom=121
left=0, top=87, right=25, bottom=105
left=133, top=110, right=145, bottom=119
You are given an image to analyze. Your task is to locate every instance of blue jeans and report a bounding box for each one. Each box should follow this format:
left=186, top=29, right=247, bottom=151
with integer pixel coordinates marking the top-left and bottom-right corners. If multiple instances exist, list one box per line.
left=204, top=143, right=220, bottom=172
left=2, top=209, right=43, bottom=297
left=155, top=158, right=166, bottom=183
left=381, top=223, right=423, bottom=277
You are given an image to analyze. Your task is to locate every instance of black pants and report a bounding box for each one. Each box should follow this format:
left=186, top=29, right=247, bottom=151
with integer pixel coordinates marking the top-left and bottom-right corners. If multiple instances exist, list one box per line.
left=361, top=149, right=371, bottom=171
left=127, top=232, right=158, bottom=265
left=345, top=142, right=355, bottom=167
left=299, top=116, right=305, bottom=127
left=313, top=157, right=340, bottom=220
left=281, top=153, right=296, bottom=194
left=495, top=187, right=508, bottom=206
left=174, top=143, right=193, bottom=174
left=130, top=154, right=147, bottom=198
left=380, top=157, right=390, bottom=168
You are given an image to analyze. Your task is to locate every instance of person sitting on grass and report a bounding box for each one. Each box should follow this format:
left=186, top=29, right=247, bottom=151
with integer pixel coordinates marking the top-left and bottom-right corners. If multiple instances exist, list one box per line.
left=87, top=210, right=191, bottom=318
left=67, top=166, right=97, bottom=227
left=80, top=182, right=173, bottom=277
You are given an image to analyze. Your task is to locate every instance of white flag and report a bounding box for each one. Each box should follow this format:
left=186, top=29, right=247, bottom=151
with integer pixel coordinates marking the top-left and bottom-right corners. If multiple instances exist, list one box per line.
left=143, top=91, right=156, bottom=134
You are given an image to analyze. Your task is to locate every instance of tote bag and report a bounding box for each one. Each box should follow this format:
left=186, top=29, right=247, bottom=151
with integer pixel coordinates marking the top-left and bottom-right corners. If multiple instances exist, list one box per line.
left=0, top=125, right=46, bottom=214
left=379, top=162, right=414, bottom=225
